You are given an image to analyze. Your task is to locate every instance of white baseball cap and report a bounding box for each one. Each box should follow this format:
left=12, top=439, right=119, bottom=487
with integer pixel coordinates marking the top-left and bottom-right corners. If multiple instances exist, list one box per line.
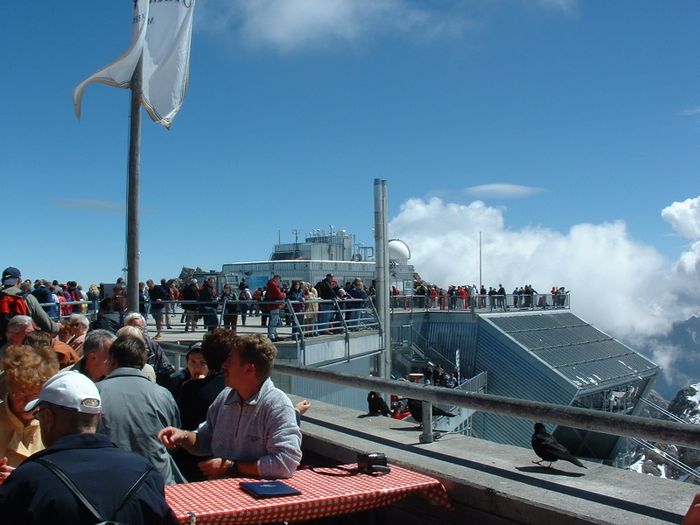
left=25, top=370, right=102, bottom=414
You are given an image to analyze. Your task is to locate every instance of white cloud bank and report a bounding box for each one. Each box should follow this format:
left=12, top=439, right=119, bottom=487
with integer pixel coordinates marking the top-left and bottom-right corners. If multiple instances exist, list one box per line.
left=389, top=196, right=700, bottom=347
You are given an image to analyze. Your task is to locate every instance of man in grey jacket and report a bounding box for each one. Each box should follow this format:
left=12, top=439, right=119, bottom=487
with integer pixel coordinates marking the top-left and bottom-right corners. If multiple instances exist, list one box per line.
left=158, top=331, right=301, bottom=480
left=97, top=334, right=185, bottom=484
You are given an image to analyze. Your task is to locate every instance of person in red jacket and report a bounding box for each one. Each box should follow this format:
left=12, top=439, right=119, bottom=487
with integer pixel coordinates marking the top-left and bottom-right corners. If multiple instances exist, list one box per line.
left=265, top=275, right=286, bottom=342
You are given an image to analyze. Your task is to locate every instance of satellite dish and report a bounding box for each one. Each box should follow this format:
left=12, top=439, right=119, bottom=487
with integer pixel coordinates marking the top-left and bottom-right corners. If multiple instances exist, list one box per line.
left=388, top=239, right=411, bottom=264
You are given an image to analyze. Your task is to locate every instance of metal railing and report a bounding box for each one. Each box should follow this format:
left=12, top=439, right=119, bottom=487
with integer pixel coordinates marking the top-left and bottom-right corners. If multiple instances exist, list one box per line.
left=390, top=323, right=457, bottom=373
left=631, top=437, right=699, bottom=481
left=390, top=292, right=571, bottom=313
left=39, top=300, right=100, bottom=321
left=140, top=297, right=381, bottom=342
left=274, top=363, right=700, bottom=449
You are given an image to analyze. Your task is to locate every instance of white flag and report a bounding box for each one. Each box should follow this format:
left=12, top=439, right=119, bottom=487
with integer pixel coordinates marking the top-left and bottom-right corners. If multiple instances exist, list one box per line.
left=73, top=0, right=196, bottom=129
left=140, top=1, right=196, bottom=128
left=73, top=0, right=148, bottom=118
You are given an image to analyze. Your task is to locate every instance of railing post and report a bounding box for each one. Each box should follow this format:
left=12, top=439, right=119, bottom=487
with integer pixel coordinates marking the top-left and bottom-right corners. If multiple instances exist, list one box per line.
left=420, top=401, right=434, bottom=443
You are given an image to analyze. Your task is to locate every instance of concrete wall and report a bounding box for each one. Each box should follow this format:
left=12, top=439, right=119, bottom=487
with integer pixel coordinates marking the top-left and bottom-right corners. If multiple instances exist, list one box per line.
left=295, top=396, right=694, bottom=525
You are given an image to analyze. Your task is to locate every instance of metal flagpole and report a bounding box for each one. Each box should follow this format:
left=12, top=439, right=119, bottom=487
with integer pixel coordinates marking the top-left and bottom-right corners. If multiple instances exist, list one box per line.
left=479, top=231, right=482, bottom=289
left=126, top=54, right=143, bottom=314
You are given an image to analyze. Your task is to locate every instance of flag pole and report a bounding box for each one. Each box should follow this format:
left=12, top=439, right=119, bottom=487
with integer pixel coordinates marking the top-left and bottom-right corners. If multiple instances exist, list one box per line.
left=126, top=54, right=143, bottom=314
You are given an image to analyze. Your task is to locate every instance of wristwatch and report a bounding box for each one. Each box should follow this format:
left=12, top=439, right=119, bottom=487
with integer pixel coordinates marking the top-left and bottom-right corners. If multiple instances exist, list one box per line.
left=228, top=460, right=239, bottom=477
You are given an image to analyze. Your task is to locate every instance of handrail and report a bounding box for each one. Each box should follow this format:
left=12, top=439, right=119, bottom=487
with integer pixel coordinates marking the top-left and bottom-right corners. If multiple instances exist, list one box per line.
left=631, top=437, right=699, bottom=480
left=273, top=363, right=700, bottom=450
left=390, top=292, right=571, bottom=313
left=639, top=396, right=686, bottom=424
left=391, top=324, right=457, bottom=372
left=39, top=300, right=100, bottom=321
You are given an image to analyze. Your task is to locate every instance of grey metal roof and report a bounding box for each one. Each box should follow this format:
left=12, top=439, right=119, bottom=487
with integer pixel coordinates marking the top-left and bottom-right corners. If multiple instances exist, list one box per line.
left=483, top=312, right=658, bottom=392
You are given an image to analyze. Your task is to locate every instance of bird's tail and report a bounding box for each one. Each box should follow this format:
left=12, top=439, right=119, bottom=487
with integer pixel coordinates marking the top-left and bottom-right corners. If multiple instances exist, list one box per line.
left=569, top=457, right=586, bottom=468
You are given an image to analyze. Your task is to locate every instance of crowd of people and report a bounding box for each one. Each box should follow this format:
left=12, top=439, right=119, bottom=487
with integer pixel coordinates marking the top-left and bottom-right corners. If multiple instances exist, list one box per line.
left=153, top=273, right=374, bottom=341
left=0, top=265, right=307, bottom=524
left=1, top=270, right=380, bottom=346
left=391, top=281, right=569, bottom=312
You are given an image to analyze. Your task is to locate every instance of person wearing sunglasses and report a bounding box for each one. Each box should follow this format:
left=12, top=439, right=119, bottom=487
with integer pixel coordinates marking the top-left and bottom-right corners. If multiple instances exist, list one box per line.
left=0, top=345, right=59, bottom=469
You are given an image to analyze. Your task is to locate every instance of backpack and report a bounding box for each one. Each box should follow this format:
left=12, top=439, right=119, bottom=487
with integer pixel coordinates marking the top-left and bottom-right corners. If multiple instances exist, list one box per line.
left=0, top=291, right=29, bottom=346
left=35, top=457, right=154, bottom=525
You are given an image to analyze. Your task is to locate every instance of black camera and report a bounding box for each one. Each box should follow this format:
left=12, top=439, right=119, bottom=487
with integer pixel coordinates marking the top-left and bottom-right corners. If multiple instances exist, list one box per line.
left=357, top=452, right=390, bottom=475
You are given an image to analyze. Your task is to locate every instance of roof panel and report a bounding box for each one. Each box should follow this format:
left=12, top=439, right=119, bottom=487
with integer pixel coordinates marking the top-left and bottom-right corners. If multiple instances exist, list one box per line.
left=483, top=312, right=658, bottom=390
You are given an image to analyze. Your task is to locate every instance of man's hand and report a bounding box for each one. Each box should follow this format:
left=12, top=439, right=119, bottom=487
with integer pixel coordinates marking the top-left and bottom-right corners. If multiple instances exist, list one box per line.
left=0, top=457, right=15, bottom=485
left=198, top=458, right=232, bottom=480
left=157, top=426, right=187, bottom=449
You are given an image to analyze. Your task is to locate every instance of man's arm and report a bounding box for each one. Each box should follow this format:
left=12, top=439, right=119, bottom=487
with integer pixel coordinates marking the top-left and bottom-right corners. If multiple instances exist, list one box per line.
left=24, top=294, right=59, bottom=333
left=195, top=397, right=303, bottom=481
left=196, top=457, right=259, bottom=480
left=257, top=399, right=302, bottom=479
left=157, top=426, right=199, bottom=454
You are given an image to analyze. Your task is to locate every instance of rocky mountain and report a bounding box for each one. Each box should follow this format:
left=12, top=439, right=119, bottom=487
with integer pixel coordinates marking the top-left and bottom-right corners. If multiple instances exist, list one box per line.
left=632, top=315, right=700, bottom=399
left=626, top=383, right=700, bottom=484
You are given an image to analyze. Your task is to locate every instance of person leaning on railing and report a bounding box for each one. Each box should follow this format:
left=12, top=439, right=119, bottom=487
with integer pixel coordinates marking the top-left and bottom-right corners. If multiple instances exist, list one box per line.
left=287, top=281, right=304, bottom=339
left=302, top=282, right=318, bottom=337
left=199, top=277, right=219, bottom=333
left=348, top=279, right=369, bottom=330
left=220, top=284, right=239, bottom=332
left=181, top=278, right=200, bottom=332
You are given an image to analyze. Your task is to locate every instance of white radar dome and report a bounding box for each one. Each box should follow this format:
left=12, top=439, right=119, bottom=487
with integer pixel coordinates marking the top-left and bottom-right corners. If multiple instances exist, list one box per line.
left=388, top=239, right=411, bottom=264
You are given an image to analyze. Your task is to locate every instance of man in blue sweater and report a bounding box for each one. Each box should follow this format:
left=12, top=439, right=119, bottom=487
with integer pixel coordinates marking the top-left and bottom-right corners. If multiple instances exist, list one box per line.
left=0, top=370, right=177, bottom=524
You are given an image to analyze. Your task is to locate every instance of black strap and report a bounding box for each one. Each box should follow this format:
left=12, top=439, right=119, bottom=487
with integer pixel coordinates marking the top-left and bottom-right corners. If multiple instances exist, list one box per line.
left=35, top=457, right=154, bottom=522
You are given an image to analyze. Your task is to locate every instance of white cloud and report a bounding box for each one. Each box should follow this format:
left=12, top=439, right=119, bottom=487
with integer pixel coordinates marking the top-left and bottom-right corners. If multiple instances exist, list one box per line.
left=197, top=0, right=473, bottom=52
left=675, top=241, right=700, bottom=275
left=530, top=0, right=579, bottom=16
left=389, top=196, right=700, bottom=346
left=649, top=343, right=698, bottom=389
left=195, top=1, right=581, bottom=52
left=680, top=106, right=700, bottom=117
left=464, top=183, right=544, bottom=199
left=662, top=196, right=700, bottom=240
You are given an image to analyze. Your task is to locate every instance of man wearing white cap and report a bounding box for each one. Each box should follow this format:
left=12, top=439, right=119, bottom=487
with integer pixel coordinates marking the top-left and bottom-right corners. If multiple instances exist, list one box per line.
left=0, top=370, right=177, bottom=525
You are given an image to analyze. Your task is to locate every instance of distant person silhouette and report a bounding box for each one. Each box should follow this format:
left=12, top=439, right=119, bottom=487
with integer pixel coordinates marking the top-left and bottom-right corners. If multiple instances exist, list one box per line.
left=531, top=422, right=586, bottom=468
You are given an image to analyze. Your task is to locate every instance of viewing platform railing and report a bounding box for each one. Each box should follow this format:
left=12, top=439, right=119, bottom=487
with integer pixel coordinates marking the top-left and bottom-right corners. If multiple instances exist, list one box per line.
left=390, top=292, right=570, bottom=313
left=274, top=363, right=700, bottom=449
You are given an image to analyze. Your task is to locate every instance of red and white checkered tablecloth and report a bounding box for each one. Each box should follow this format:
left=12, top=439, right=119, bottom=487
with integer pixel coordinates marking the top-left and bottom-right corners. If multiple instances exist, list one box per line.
left=165, top=463, right=450, bottom=524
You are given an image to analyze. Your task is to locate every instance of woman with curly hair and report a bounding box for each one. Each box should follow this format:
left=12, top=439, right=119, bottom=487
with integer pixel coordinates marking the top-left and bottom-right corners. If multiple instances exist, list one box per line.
left=0, top=345, right=59, bottom=467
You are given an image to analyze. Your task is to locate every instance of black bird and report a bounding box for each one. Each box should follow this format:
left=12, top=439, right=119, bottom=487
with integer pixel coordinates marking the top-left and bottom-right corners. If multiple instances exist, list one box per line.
left=407, top=399, right=456, bottom=423
left=367, top=391, right=392, bottom=416
left=531, top=422, right=586, bottom=469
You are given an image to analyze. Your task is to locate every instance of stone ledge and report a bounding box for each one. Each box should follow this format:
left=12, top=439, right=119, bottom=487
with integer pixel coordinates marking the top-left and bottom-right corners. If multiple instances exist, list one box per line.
left=292, top=396, right=695, bottom=525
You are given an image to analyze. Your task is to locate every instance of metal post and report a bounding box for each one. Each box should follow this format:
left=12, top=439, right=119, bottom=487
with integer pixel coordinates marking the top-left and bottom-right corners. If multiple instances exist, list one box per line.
left=420, top=401, right=434, bottom=443
left=374, top=179, right=391, bottom=380
left=126, top=54, right=142, bottom=314
left=479, top=231, right=482, bottom=290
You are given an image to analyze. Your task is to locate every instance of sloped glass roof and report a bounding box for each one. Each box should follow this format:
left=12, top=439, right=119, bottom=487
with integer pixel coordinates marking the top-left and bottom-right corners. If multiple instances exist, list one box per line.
left=486, top=312, right=658, bottom=391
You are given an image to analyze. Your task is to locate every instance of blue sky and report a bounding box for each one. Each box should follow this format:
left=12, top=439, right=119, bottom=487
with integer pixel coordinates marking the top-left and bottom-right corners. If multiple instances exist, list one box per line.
left=2, top=2, right=700, bottom=361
